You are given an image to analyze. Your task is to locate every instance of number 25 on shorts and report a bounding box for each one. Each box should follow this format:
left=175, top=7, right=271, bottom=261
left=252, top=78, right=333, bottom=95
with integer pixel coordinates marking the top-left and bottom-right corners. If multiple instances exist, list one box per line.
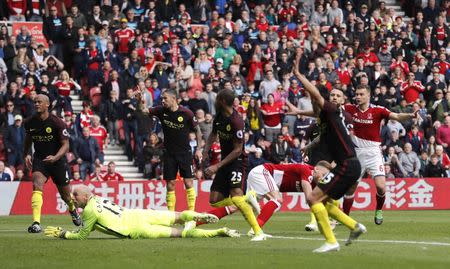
left=231, top=171, right=242, bottom=183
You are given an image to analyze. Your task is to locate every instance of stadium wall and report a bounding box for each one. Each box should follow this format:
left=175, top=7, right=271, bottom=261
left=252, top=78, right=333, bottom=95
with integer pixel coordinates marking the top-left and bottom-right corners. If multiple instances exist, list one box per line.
left=0, top=178, right=448, bottom=216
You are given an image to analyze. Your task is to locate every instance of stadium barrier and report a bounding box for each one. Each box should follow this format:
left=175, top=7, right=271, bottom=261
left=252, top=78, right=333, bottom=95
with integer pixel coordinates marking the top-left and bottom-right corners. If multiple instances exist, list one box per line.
left=0, top=178, right=447, bottom=216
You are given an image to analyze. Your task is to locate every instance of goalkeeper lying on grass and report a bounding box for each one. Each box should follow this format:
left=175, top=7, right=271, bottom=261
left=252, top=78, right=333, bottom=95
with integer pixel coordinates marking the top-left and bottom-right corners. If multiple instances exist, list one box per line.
left=45, top=185, right=239, bottom=240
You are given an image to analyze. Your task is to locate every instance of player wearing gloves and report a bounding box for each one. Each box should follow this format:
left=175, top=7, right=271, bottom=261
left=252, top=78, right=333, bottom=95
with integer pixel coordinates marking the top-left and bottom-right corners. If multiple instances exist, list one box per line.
left=44, top=185, right=239, bottom=240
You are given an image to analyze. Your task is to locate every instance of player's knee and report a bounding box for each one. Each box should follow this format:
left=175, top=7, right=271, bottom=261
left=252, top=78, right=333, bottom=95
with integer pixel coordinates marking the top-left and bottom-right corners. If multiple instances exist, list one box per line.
left=165, top=180, right=176, bottom=191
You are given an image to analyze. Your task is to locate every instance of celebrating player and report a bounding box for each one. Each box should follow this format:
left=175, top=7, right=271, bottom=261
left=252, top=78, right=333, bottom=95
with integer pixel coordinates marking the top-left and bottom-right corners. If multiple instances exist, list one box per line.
left=202, top=89, right=267, bottom=241
left=343, top=85, right=417, bottom=224
left=44, top=185, right=239, bottom=240
left=24, top=94, right=81, bottom=233
left=290, top=68, right=366, bottom=253
left=147, top=89, right=203, bottom=211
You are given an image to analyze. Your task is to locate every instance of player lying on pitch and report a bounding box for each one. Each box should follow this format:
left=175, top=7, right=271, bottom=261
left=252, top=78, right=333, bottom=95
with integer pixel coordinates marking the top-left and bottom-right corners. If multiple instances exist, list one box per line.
left=44, top=185, right=239, bottom=240
left=197, top=162, right=361, bottom=242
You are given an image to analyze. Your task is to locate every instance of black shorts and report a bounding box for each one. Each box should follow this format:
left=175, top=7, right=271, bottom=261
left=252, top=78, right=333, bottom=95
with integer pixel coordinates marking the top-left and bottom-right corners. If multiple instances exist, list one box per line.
left=317, top=157, right=361, bottom=200
left=32, top=158, right=69, bottom=186
left=162, top=151, right=194, bottom=180
left=211, top=158, right=246, bottom=197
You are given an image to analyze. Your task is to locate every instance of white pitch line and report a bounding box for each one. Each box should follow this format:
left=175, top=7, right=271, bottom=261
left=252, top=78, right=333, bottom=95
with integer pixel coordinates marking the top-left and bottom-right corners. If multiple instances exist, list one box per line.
left=0, top=229, right=26, bottom=232
left=272, top=235, right=450, bottom=247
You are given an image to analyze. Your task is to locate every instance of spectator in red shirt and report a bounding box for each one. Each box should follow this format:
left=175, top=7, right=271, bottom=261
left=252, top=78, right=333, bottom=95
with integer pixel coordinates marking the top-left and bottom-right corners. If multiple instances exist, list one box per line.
left=358, top=46, right=379, bottom=67
left=260, top=94, right=284, bottom=142
left=433, top=52, right=450, bottom=75
left=102, top=161, right=124, bottom=181
left=436, top=116, right=450, bottom=153
left=89, top=115, right=108, bottom=163
left=400, top=72, right=424, bottom=104
left=52, top=70, right=81, bottom=115
left=114, top=18, right=135, bottom=56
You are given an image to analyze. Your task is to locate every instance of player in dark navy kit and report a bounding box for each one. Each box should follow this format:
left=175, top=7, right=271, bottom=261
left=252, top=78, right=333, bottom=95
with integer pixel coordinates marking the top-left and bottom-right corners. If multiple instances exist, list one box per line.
left=289, top=67, right=367, bottom=253
left=148, top=89, right=202, bottom=211
left=24, top=94, right=82, bottom=233
left=202, top=89, right=267, bottom=241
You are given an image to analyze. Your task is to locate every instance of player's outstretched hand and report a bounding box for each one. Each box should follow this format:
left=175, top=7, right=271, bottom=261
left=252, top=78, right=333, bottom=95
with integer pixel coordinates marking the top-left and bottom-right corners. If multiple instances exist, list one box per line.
left=25, top=155, right=32, bottom=170
left=44, top=226, right=65, bottom=238
left=204, top=164, right=219, bottom=178
left=43, top=155, right=58, bottom=163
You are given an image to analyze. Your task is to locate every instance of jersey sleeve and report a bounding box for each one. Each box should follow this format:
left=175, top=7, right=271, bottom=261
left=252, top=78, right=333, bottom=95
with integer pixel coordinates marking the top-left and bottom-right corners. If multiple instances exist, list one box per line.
left=378, top=106, right=391, bottom=120
left=322, top=100, right=337, bottom=113
left=232, top=116, right=245, bottom=143
left=148, top=105, right=163, bottom=117
left=55, top=117, right=70, bottom=141
left=185, top=107, right=198, bottom=131
left=64, top=205, right=98, bottom=240
left=299, top=164, right=314, bottom=183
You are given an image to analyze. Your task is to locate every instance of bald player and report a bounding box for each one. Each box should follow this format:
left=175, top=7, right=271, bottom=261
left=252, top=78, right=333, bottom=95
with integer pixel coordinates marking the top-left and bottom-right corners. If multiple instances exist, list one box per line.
left=44, top=185, right=239, bottom=240
left=24, top=94, right=81, bottom=233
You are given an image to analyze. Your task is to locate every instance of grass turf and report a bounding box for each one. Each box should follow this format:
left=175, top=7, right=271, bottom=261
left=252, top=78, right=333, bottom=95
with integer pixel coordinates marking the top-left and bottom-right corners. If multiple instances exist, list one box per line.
left=0, top=211, right=449, bottom=269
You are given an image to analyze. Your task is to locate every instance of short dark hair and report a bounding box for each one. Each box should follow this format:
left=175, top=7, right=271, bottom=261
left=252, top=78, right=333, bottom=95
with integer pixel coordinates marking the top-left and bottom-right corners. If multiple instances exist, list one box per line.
left=216, top=89, right=235, bottom=108
left=163, top=88, right=178, bottom=98
left=356, top=84, right=370, bottom=93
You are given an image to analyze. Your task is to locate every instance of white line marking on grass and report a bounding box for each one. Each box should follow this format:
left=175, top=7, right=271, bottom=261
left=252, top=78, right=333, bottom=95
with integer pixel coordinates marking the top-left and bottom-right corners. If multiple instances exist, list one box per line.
left=272, top=235, right=450, bottom=247
left=0, top=229, right=25, bottom=232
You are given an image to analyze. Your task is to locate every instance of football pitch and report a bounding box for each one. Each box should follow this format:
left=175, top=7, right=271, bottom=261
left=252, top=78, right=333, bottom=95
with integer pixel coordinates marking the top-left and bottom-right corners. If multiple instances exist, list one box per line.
left=0, top=211, right=449, bottom=269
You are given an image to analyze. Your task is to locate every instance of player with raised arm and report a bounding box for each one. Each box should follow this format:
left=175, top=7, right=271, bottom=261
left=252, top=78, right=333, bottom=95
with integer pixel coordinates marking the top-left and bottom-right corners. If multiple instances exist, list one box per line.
left=44, top=185, right=239, bottom=240
left=147, top=89, right=203, bottom=211
left=24, top=94, right=81, bottom=233
left=202, top=89, right=267, bottom=241
left=343, top=85, right=417, bottom=224
left=288, top=67, right=366, bottom=253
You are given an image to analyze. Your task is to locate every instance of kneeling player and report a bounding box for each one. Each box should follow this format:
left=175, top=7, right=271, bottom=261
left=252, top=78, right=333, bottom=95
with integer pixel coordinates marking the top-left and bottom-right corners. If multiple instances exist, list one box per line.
left=44, top=185, right=239, bottom=240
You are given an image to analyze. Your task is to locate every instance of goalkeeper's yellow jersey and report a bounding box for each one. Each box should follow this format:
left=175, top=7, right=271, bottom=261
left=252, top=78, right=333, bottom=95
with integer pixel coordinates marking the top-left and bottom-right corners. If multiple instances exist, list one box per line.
left=65, top=195, right=137, bottom=240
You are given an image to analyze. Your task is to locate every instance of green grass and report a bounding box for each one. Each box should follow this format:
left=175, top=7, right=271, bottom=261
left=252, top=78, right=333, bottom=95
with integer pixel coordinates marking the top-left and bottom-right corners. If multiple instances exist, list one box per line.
left=1, top=211, right=450, bottom=269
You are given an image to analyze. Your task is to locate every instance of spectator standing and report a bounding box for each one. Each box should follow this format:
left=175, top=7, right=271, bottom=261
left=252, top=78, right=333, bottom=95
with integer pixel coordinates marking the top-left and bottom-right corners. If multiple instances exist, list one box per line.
left=73, top=127, right=100, bottom=180
left=3, top=114, right=25, bottom=170
left=436, top=115, right=450, bottom=152
left=89, top=115, right=108, bottom=164
left=43, top=6, right=64, bottom=61
left=260, top=94, right=284, bottom=142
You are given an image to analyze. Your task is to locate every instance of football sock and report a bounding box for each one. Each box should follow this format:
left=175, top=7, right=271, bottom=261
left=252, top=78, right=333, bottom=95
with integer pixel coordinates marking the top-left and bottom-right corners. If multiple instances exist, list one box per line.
left=231, top=196, right=262, bottom=235
left=179, top=210, right=197, bottom=222
left=257, top=200, right=281, bottom=227
left=325, top=202, right=357, bottom=230
left=186, top=187, right=196, bottom=211
left=331, top=199, right=340, bottom=208
left=311, top=203, right=336, bottom=244
left=31, top=191, right=43, bottom=223
left=343, top=194, right=355, bottom=215
left=67, top=199, right=76, bottom=212
left=308, top=212, right=317, bottom=224
left=376, top=192, right=385, bottom=211
left=197, top=206, right=232, bottom=226
left=182, top=228, right=221, bottom=238
left=210, top=197, right=234, bottom=207
left=166, top=191, right=176, bottom=211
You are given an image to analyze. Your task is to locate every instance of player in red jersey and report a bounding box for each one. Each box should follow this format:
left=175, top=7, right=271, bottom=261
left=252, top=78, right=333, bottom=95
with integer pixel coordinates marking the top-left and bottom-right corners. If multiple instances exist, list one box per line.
left=343, top=85, right=417, bottom=224
left=246, top=163, right=314, bottom=233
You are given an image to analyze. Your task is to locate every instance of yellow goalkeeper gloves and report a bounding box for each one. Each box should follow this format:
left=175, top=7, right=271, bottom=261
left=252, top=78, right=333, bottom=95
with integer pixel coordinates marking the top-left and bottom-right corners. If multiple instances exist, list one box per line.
left=44, top=226, right=66, bottom=239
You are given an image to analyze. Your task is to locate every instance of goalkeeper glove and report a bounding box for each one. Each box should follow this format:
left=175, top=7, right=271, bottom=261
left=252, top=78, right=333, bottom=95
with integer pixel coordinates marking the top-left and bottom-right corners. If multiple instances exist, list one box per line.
left=44, top=226, right=66, bottom=239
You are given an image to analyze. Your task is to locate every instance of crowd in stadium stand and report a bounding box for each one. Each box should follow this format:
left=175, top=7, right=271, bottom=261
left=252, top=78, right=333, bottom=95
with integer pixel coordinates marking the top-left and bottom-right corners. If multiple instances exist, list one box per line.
left=0, top=0, right=450, bottom=181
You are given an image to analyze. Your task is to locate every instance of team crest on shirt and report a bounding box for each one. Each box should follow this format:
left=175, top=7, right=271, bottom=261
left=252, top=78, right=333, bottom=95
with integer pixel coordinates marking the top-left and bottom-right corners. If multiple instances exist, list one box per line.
left=46, top=127, right=52, bottom=133
left=367, top=113, right=373, bottom=119
left=226, top=124, right=231, bottom=131
left=177, top=116, right=183, bottom=122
